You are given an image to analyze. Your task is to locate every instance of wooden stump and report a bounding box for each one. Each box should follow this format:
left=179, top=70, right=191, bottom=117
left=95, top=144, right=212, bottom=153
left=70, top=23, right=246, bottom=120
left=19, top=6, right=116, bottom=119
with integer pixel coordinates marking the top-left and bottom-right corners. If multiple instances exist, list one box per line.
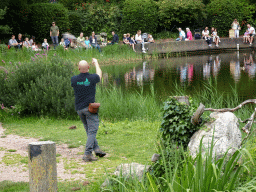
left=28, top=141, right=57, bottom=192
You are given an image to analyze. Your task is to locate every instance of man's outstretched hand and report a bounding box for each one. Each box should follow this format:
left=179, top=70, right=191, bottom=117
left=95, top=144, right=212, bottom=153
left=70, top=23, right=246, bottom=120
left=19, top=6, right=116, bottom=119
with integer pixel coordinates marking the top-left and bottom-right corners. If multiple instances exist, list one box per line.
left=92, top=58, right=98, bottom=65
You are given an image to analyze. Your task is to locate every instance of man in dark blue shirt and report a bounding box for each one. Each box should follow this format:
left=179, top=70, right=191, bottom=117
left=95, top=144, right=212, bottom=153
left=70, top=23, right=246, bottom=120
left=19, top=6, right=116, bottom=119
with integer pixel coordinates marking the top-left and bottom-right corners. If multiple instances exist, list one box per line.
left=71, top=58, right=106, bottom=162
left=110, top=31, right=119, bottom=45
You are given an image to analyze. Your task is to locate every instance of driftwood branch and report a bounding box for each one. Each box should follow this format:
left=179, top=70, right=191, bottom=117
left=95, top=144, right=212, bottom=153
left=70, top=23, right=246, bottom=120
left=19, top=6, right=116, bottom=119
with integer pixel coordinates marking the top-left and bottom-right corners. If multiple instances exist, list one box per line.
left=191, top=99, right=256, bottom=125
left=204, top=99, right=256, bottom=112
left=241, top=108, right=256, bottom=146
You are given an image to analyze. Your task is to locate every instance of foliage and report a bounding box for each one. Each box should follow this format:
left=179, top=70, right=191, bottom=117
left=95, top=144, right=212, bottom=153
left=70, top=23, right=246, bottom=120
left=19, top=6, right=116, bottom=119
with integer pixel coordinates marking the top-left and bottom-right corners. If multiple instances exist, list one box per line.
left=121, top=0, right=158, bottom=35
left=73, top=2, right=122, bottom=39
left=207, top=0, right=255, bottom=37
left=0, top=7, right=11, bottom=34
left=106, top=139, right=254, bottom=191
left=0, top=44, right=8, bottom=54
left=158, top=0, right=206, bottom=30
left=68, top=11, right=83, bottom=37
left=3, top=0, right=28, bottom=36
left=0, top=55, right=76, bottom=118
left=160, top=97, right=200, bottom=147
left=28, top=3, right=69, bottom=42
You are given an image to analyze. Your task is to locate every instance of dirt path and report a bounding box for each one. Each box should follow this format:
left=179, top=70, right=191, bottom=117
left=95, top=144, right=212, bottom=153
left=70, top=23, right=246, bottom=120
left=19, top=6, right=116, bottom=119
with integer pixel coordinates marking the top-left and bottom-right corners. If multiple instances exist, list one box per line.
left=0, top=122, right=90, bottom=182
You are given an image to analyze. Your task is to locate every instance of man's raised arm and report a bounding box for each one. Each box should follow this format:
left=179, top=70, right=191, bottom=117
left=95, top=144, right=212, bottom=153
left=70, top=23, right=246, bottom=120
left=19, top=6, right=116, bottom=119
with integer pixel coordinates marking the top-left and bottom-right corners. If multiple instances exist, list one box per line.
left=92, top=58, right=102, bottom=80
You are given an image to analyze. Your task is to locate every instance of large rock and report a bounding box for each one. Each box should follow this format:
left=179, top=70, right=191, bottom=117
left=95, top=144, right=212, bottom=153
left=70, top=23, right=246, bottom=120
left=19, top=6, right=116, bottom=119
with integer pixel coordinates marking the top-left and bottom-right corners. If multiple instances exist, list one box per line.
left=188, top=112, right=242, bottom=159
left=101, top=163, right=150, bottom=188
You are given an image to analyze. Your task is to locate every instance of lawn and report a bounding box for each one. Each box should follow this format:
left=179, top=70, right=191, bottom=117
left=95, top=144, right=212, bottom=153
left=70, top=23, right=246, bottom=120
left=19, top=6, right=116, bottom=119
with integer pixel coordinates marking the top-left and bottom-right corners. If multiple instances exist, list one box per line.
left=0, top=115, right=160, bottom=191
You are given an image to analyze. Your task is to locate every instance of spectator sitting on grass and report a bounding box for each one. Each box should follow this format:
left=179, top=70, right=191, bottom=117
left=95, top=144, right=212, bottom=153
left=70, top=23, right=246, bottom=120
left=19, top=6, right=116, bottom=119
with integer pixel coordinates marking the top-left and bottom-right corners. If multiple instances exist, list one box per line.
left=89, top=31, right=101, bottom=52
left=185, top=28, right=193, bottom=41
left=176, top=28, right=185, bottom=41
left=123, top=34, right=129, bottom=44
left=64, top=38, right=70, bottom=49
left=71, top=39, right=78, bottom=49
left=60, top=38, right=65, bottom=47
left=8, top=35, right=18, bottom=48
left=109, top=31, right=119, bottom=45
left=23, top=37, right=31, bottom=48
left=31, top=42, right=41, bottom=51
left=202, top=27, right=209, bottom=39
left=84, top=36, right=92, bottom=49
left=127, top=33, right=136, bottom=52
left=17, top=33, right=23, bottom=49
left=243, top=29, right=250, bottom=43
left=77, top=32, right=86, bottom=47
left=148, top=34, right=155, bottom=43
left=29, top=36, right=35, bottom=45
left=42, top=39, right=49, bottom=49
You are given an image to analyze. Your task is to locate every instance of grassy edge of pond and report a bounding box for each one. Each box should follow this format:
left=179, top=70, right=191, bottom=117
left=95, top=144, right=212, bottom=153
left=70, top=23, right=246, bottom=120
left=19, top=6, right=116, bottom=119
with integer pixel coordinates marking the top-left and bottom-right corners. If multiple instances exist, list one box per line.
left=1, top=82, right=256, bottom=191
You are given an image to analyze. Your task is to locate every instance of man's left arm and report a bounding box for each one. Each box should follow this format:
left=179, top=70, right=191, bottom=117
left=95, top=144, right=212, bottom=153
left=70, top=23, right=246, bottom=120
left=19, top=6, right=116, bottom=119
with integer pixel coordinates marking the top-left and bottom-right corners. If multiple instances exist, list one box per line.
left=57, top=27, right=59, bottom=36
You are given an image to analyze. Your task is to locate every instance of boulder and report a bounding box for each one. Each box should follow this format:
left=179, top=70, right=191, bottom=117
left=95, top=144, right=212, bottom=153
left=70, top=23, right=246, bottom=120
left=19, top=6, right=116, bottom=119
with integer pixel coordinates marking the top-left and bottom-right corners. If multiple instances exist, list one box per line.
left=101, top=162, right=150, bottom=188
left=188, top=112, right=242, bottom=159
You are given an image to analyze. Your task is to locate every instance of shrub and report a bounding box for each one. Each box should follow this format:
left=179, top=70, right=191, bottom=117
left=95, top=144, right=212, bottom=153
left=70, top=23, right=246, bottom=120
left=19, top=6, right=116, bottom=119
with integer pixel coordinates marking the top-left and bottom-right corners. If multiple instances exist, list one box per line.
left=207, top=0, right=255, bottom=37
left=160, top=97, right=200, bottom=147
left=28, top=3, right=69, bottom=42
left=121, top=0, right=158, bottom=35
left=158, top=0, right=206, bottom=30
left=74, top=2, right=122, bottom=38
left=0, top=44, right=8, bottom=54
left=0, top=55, right=76, bottom=118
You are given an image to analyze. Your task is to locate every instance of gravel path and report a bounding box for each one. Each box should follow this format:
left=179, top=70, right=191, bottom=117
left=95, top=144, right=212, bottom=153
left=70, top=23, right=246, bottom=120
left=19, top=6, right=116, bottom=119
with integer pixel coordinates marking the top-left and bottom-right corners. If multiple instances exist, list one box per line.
left=0, top=122, right=89, bottom=182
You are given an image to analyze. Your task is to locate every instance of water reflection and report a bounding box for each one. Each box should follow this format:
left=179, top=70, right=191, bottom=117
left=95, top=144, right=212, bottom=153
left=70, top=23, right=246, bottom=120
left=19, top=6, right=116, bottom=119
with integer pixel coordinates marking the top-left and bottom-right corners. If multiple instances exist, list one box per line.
left=243, top=53, right=256, bottom=79
left=101, top=50, right=256, bottom=99
left=124, top=61, right=155, bottom=87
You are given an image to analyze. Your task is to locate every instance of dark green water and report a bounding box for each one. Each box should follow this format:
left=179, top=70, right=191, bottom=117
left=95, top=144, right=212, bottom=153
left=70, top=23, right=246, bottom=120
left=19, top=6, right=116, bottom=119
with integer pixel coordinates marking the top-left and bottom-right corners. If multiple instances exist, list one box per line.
left=101, top=50, right=256, bottom=101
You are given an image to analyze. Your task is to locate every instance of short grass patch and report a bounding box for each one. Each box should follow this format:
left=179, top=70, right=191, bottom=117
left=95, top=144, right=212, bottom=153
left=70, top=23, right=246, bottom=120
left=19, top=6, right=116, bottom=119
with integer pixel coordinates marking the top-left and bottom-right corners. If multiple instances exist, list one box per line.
left=2, top=153, right=27, bottom=166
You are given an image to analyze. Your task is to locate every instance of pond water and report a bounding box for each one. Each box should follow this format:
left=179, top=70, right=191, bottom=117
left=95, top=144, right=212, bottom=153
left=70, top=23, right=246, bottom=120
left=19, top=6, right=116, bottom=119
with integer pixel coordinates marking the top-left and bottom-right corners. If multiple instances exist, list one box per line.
left=101, top=50, right=256, bottom=101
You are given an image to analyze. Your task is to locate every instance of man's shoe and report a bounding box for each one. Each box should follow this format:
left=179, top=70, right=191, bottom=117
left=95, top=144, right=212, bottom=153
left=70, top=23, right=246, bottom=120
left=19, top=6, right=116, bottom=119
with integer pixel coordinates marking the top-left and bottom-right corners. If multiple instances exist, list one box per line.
left=82, top=154, right=98, bottom=162
left=94, top=149, right=106, bottom=157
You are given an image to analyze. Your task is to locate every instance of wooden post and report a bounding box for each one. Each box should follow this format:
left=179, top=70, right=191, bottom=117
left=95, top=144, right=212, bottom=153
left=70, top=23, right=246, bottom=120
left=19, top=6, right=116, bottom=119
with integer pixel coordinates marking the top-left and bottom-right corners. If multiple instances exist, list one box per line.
left=28, top=141, right=57, bottom=192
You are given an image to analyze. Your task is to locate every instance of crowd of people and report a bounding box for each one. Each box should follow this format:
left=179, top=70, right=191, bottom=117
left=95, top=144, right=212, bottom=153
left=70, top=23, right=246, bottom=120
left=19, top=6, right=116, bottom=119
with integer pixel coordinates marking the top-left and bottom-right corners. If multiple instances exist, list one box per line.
left=7, top=19, right=256, bottom=52
left=176, top=19, right=255, bottom=47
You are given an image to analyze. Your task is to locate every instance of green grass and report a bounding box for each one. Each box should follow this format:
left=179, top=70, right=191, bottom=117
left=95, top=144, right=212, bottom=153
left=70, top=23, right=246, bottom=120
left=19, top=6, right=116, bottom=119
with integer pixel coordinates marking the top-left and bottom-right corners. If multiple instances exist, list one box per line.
left=0, top=44, right=144, bottom=68
left=0, top=180, right=103, bottom=192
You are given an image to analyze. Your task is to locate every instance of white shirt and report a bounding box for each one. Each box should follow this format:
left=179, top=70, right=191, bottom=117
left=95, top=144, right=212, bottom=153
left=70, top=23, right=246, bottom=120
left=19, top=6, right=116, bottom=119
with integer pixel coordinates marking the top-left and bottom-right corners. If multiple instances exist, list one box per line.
left=249, top=27, right=255, bottom=35
left=135, top=34, right=142, bottom=41
left=202, top=30, right=209, bottom=36
left=179, top=30, right=185, bottom=38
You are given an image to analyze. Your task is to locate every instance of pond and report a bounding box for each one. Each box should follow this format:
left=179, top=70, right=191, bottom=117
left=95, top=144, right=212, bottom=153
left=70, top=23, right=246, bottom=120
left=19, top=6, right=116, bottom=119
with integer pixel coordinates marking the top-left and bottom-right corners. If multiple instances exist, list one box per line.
left=101, top=50, right=256, bottom=102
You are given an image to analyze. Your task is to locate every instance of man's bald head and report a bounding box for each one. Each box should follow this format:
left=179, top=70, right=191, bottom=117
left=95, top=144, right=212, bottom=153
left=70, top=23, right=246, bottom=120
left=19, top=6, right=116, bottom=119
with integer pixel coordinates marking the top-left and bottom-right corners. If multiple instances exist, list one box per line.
left=78, top=60, right=90, bottom=73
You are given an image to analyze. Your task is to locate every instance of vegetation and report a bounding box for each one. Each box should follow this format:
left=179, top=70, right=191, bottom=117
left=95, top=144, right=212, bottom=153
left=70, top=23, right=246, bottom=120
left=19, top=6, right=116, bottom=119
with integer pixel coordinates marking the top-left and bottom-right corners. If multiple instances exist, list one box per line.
left=1, top=0, right=256, bottom=43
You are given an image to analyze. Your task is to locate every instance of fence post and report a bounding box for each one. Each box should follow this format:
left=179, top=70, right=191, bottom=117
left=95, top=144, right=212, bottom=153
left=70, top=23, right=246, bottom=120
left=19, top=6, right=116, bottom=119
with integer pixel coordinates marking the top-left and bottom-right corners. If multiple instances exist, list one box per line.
left=28, top=141, right=57, bottom=192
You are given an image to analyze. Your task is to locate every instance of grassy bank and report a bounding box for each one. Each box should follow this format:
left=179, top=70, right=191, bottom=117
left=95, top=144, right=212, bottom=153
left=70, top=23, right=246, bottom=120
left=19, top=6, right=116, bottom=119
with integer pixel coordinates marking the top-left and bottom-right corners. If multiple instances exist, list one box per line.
left=0, top=44, right=146, bottom=67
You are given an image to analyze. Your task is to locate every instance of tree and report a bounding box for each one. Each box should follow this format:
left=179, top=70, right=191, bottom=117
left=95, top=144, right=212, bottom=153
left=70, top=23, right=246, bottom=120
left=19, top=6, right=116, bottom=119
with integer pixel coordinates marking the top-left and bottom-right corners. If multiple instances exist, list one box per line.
left=207, top=0, right=255, bottom=36
left=0, top=7, right=11, bottom=34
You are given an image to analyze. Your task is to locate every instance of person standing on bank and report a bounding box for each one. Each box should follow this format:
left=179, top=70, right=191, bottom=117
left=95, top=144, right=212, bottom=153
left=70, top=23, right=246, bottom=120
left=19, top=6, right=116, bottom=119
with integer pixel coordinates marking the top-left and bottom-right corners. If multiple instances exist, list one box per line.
left=71, top=58, right=106, bottom=162
left=50, top=21, right=59, bottom=49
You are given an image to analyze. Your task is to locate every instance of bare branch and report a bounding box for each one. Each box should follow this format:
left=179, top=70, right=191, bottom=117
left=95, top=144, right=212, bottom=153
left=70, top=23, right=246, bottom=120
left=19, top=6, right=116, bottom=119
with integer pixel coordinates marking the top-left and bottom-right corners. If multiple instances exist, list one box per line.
left=204, top=99, right=256, bottom=112
left=241, top=108, right=256, bottom=146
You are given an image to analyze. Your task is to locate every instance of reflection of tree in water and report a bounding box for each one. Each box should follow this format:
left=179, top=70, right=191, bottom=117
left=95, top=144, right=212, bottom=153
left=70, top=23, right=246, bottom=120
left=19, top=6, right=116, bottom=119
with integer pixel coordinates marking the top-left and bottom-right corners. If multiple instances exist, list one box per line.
left=124, top=61, right=155, bottom=87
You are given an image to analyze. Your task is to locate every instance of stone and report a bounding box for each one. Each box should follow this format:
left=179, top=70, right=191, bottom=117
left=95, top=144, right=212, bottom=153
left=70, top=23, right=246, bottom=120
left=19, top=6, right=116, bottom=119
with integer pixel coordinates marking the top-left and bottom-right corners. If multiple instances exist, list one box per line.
left=188, top=112, right=242, bottom=159
left=101, top=162, right=150, bottom=188
left=151, top=153, right=160, bottom=162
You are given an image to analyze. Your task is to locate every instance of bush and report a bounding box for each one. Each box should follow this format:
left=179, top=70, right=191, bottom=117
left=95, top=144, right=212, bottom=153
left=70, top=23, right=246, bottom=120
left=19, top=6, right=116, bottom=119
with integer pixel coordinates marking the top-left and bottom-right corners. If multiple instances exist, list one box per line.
left=28, top=3, right=69, bottom=42
left=0, top=55, right=76, bottom=118
left=160, top=97, right=200, bottom=147
left=0, top=44, right=8, bottom=54
left=207, top=0, right=255, bottom=37
left=73, top=2, right=122, bottom=38
left=121, top=0, right=158, bottom=35
left=158, top=0, right=206, bottom=30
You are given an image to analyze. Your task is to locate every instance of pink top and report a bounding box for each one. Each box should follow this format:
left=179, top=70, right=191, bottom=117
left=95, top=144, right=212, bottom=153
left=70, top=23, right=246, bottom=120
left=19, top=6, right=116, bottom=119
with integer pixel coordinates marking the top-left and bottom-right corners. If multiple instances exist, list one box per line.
left=187, top=31, right=193, bottom=40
